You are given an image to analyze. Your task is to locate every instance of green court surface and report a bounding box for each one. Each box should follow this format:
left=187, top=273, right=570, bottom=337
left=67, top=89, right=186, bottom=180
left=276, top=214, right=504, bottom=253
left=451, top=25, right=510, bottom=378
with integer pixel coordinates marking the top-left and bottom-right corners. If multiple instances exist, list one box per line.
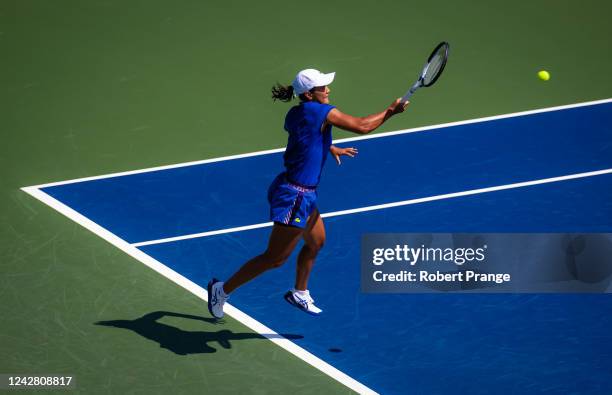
left=1, top=0, right=611, bottom=393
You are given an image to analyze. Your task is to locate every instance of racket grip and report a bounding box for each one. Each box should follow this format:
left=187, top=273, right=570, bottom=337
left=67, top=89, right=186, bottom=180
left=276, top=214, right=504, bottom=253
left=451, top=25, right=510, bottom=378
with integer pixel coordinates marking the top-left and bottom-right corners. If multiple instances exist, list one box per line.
left=401, top=81, right=421, bottom=103
left=401, top=90, right=415, bottom=103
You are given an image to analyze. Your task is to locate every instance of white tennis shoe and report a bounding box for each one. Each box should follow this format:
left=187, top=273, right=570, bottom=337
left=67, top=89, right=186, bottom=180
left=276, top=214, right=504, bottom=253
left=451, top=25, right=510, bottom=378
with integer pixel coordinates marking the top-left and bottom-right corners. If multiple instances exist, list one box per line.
left=207, top=279, right=229, bottom=319
left=284, top=289, right=322, bottom=316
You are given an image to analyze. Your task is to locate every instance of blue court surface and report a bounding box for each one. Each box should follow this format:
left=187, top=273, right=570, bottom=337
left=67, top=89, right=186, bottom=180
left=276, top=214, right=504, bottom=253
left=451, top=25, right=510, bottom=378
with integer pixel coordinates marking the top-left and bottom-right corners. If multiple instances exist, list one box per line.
left=39, top=102, right=612, bottom=394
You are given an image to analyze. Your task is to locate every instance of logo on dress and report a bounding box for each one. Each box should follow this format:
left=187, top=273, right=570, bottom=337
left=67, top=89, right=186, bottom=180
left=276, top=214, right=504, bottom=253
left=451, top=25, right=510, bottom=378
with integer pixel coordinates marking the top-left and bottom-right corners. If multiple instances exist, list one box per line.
left=295, top=218, right=301, bottom=223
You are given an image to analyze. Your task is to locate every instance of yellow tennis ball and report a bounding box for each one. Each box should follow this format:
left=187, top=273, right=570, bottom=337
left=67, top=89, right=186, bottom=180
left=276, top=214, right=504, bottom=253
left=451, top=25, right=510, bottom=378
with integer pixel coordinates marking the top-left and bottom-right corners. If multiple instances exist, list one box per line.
left=538, top=70, right=550, bottom=81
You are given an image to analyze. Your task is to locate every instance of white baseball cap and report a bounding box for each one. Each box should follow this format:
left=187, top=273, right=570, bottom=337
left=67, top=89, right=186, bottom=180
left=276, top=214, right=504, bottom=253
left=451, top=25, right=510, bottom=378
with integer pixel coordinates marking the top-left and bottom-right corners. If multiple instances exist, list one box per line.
left=292, top=69, right=335, bottom=95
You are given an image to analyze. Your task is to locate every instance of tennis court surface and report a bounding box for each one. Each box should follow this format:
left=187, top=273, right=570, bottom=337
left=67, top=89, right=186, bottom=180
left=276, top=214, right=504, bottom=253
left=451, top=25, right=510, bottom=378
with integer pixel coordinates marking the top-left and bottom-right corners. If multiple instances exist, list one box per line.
left=23, top=100, right=612, bottom=394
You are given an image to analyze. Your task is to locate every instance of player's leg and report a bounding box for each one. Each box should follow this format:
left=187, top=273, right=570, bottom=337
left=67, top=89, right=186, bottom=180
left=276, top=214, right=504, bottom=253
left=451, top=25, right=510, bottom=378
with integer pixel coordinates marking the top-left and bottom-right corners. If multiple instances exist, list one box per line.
left=223, top=223, right=303, bottom=294
left=295, top=209, right=325, bottom=291
left=208, top=223, right=303, bottom=318
left=284, top=209, right=325, bottom=315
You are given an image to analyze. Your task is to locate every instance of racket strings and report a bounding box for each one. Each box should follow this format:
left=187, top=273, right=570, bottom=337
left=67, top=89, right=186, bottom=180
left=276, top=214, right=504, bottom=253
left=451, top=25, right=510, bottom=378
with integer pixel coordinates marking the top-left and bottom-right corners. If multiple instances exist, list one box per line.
left=423, top=54, right=444, bottom=85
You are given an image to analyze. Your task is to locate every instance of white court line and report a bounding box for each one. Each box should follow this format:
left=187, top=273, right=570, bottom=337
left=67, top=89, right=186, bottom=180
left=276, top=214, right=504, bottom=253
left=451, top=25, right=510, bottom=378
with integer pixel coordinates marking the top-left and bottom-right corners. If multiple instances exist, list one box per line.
left=26, top=98, right=612, bottom=190
left=20, top=186, right=378, bottom=395
left=133, top=221, right=277, bottom=247
left=132, top=168, right=612, bottom=247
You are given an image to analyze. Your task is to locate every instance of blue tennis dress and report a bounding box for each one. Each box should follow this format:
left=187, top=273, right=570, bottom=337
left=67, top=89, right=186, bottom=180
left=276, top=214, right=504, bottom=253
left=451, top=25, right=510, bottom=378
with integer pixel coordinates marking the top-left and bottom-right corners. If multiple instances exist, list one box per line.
left=268, top=101, right=336, bottom=228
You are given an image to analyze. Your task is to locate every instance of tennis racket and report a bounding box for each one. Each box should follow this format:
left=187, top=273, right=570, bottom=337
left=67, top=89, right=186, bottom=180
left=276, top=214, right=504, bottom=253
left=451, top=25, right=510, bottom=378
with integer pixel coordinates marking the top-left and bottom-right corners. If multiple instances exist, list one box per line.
left=401, top=41, right=450, bottom=103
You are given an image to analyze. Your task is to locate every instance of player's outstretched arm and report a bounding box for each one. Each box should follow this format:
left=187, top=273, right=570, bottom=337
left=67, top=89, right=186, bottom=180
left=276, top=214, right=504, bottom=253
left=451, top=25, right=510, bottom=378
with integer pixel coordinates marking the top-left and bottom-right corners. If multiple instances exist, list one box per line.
left=327, top=98, right=408, bottom=135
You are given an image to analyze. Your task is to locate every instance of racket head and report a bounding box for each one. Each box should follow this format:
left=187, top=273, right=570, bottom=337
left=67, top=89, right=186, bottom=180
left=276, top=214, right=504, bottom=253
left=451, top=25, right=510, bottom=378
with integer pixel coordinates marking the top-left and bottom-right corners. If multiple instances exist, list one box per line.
left=421, top=41, right=449, bottom=87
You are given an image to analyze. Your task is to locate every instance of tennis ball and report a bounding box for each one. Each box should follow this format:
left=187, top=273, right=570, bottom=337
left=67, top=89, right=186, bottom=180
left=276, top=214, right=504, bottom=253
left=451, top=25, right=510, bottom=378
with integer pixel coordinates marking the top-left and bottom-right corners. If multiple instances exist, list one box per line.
left=538, top=70, right=550, bottom=81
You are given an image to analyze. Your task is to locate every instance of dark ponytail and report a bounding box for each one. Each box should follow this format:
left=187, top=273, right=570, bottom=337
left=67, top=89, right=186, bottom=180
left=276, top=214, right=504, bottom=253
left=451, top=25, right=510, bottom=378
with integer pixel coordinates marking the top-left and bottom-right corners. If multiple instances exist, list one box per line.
left=271, top=83, right=295, bottom=102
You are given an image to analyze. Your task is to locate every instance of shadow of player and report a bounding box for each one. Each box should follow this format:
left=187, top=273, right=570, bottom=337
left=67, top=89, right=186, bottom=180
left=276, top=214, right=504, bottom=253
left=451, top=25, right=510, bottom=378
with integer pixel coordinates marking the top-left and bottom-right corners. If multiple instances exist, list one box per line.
left=95, top=311, right=302, bottom=355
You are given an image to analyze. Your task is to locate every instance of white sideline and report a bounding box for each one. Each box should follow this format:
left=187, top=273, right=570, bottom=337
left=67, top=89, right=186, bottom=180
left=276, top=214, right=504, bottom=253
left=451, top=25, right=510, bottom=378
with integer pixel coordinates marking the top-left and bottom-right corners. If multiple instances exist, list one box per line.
left=20, top=186, right=378, bottom=395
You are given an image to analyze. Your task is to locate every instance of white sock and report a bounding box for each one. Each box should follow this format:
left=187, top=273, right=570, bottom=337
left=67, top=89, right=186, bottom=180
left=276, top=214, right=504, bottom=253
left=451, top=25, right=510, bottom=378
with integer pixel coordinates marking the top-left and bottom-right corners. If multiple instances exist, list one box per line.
left=293, top=289, right=309, bottom=297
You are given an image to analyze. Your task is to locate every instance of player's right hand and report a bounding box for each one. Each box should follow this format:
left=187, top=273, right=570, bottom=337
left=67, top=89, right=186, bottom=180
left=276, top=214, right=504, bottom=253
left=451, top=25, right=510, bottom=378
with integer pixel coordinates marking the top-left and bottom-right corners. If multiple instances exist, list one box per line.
left=390, top=98, right=409, bottom=115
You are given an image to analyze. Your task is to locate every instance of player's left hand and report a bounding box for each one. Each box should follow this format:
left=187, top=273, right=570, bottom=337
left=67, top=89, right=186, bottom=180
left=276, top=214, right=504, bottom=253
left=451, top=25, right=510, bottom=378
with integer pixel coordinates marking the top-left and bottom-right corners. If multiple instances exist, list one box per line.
left=331, top=146, right=358, bottom=165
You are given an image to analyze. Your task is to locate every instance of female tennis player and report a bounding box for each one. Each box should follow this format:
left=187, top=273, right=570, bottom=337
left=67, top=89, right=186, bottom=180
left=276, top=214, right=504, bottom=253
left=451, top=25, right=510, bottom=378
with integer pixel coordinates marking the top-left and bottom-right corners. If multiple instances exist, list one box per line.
left=208, top=69, right=408, bottom=317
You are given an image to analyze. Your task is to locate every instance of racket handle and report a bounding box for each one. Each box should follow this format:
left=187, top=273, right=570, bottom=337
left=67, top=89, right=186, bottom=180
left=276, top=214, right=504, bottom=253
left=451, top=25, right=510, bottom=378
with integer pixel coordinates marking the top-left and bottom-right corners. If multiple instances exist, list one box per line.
left=401, top=90, right=415, bottom=103
left=401, top=81, right=421, bottom=103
